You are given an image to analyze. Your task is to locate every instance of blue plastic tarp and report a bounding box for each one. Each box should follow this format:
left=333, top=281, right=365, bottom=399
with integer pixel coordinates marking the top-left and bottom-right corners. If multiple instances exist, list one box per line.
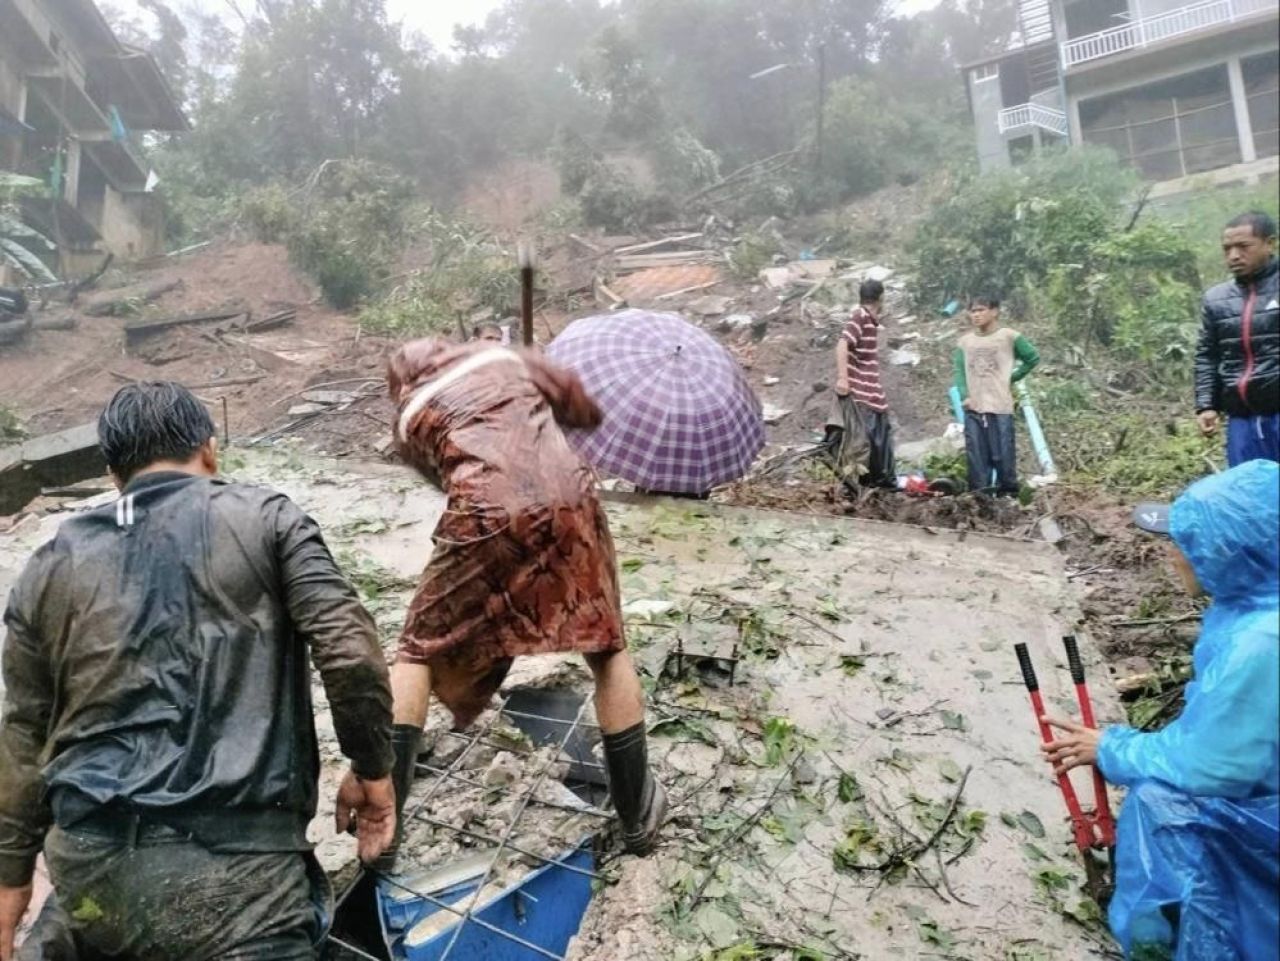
left=1098, top=460, right=1280, bottom=960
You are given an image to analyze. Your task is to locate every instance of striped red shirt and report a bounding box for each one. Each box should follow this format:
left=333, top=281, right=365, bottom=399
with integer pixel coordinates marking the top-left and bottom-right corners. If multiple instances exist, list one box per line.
left=842, top=305, right=887, bottom=412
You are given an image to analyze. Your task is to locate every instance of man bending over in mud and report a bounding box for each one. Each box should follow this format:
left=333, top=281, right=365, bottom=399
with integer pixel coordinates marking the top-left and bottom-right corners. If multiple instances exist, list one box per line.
left=377, top=337, right=666, bottom=868
left=0, top=381, right=396, bottom=961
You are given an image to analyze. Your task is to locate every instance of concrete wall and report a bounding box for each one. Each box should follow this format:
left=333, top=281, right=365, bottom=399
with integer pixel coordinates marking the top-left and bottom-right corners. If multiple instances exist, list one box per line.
left=970, top=68, right=1011, bottom=172
left=100, top=186, right=162, bottom=260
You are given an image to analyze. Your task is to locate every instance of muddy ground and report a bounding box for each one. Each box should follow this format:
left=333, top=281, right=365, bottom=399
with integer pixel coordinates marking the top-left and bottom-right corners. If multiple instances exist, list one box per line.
left=0, top=449, right=1128, bottom=960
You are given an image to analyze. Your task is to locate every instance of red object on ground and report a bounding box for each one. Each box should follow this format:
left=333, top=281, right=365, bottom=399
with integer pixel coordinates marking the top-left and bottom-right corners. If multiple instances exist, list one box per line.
left=1014, top=641, right=1116, bottom=853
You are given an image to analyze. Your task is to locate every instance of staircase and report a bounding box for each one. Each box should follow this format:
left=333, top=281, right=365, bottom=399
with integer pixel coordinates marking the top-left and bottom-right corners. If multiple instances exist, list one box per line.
left=1026, top=41, right=1061, bottom=92
left=1018, top=0, right=1055, bottom=44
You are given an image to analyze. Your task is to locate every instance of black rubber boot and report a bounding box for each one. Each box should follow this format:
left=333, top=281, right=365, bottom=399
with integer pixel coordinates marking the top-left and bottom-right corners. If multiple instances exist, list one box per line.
left=373, top=723, right=423, bottom=874
left=602, top=722, right=667, bottom=856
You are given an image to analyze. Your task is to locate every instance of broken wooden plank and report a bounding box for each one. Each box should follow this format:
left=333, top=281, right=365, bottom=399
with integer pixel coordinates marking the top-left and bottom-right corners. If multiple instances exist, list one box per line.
left=185, top=375, right=265, bottom=390
left=612, top=233, right=704, bottom=256
left=219, top=336, right=301, bottom=372
left=83, top=279, right=182, bottom=317
left=124, top=304, right=249, bottom=342
left=654, top=281, right=721, bottom=301
left=594, top=280, right=627, bottom=309
left=569, top=234, right=605, bottom=255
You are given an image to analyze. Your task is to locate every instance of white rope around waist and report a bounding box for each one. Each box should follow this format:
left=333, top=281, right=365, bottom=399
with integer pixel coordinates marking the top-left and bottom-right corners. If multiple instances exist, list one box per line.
left=397, top=348, right=524, bottom=443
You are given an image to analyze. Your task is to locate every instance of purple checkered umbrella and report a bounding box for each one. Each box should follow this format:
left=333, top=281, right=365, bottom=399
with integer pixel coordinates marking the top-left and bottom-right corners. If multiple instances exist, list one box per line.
left=546, top=309, right=765, bottom=493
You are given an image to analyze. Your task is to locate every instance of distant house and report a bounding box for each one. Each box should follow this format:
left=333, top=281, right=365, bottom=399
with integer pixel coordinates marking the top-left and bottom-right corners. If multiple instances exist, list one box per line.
left=0, top=0, right=188, bottom=275
left=963, top=0, right=1278, bottom=189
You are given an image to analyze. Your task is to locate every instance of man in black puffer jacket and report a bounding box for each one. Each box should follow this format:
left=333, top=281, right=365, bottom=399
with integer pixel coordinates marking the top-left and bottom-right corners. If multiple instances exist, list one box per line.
left=1195, top=210, right=1279, bottom=466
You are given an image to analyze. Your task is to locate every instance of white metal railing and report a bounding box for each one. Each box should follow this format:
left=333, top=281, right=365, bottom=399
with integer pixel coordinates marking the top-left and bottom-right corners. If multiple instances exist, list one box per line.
left=1062, top=0, right=1277, bottom=67
left=998, top=103, right=1070, bottom=135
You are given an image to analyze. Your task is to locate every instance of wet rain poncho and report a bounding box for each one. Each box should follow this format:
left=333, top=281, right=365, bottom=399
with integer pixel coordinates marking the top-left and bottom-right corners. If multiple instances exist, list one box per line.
left=1096, top=459, right=1279, bottom=960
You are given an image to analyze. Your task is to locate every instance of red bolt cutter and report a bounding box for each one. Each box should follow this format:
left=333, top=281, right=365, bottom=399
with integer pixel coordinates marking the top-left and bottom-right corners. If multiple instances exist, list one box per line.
left=1015, top=637, right=1116, bottom=901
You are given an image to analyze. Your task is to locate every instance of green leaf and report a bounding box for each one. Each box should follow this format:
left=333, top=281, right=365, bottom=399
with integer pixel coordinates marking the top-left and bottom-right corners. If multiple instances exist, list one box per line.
left=839, top=655, right=865, bottom=676
left=837, top=772, right=863, bottom=804
left=1035, top=867, right=1073, bottom=893
left=1063, top=897, right=1103, bottom=929
left=762, top=716, right=797, bottom=766
left=832, top=819, right=880, bottom=870
left=939, top=759, right=963, bottom=783
left=0, top=172, right=44, bottom=190
left=649, top=716, right=717, bottom=746
left=621, top=557, right=646, bottom=572
left=940, top=710, right=966, bottom=731
left=1001, top=811, right=1019, bottom=829
left=1022, top=842, right=1050, bottom=861
left=1017, top=810, right=1046, bottom=838
left=692, top=905, right=742, bottom=949
left=0, top=237, right=57, bottom=282
left=916, top=919, right=956, bottom=950
left=958, top=809, right=987, bottom=836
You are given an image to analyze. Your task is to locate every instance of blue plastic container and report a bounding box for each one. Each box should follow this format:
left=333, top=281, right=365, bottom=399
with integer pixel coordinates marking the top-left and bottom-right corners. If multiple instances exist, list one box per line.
left=379, top=842, right=596, bottom=961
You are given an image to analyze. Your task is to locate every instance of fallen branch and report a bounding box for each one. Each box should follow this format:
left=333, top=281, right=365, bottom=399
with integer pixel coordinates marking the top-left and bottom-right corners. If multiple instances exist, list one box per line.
left=687, top=752, right=804, bottom=911
left=867, top=765, right=972, bottom=901
left=1110, top=612, right=1201, bottom=628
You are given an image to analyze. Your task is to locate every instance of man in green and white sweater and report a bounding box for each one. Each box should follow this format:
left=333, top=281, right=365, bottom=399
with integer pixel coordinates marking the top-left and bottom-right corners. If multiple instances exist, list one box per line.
left=953, top=294, right=1040, bottom=495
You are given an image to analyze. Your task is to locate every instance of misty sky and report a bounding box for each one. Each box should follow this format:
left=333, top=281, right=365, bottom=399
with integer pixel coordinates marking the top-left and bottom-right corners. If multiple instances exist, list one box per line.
left=120, top=0, right=940, bottom=54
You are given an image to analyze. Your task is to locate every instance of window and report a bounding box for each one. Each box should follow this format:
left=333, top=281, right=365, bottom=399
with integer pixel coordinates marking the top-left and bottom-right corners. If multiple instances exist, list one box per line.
left=973, top=63, right=999, bottom=83
left=1078, top=65, right=1241, bottom=180
left=1242, top=52, right=1279, bottom=160
left=1009, top=135, right=1036, bottom=165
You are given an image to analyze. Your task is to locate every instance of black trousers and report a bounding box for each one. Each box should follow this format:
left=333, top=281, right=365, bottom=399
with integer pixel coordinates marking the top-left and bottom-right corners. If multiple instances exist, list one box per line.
left=964, top=411, right=1017, bottom=494
left=19, top=824, right=329, bottom=961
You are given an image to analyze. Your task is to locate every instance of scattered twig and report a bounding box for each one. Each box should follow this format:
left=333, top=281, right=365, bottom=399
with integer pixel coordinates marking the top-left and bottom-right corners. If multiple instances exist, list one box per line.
left=1110, top=612, right=1201, bottom=628
left=935, top=843, right=976, bottom=907
left=687, top=752, right=804, bottom=910
left=867, top=765, right=973, bottom=901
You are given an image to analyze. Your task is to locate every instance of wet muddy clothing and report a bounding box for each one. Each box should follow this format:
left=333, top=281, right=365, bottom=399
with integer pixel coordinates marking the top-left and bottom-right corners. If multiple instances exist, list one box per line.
left=953, top=328, right=1039, bottom=416
left=0, top=471, right=394, bottom=890
left=964, top=411, right=1018, bottom=494
left=840, top=306, right=888, bottom=412
left=19, top=825, right=329, bottom=961
left=388, top=339, right=625, bottom=729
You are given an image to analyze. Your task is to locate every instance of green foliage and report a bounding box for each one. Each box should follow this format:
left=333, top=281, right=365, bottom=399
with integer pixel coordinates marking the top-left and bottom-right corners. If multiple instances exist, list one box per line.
left=820, top=77, right=964, bottom=198
left=761, top=717, right=797, bottom=766
left=1, top=172, right=57, bottom=282
left=284, top=161, right=412, bottom=309
left=360, top=212, right=516, bottom=337
left=727, top=231, right=778, bottom=281
left=910, top=147, right=1138, bottom=305
left=239, top=184, right=298, bottom=244
left=578, top=162, right=657, bottom=232
left=1037, top=221, right=1200, bottom=372
left=1062, top=414, right=1220, bottom=496
left=1149, top=180, right=1280, bottom=283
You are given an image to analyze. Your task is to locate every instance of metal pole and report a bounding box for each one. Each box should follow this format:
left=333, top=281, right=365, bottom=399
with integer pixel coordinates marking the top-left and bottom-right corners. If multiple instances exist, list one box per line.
left=518, top=242, right=534, bottom=347
left=816, top=43, right=827, bottom=174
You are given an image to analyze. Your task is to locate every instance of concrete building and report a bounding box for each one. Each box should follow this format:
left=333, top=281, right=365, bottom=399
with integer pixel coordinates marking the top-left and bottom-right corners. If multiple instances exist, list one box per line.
left=0, top=0, right=187, bottom=276
left=964, top=0, right=1279, bottom=188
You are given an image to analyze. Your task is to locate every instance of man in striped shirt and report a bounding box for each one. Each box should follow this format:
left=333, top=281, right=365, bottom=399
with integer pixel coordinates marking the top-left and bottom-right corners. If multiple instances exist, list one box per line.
left=832, top=279, right=896, bottom=487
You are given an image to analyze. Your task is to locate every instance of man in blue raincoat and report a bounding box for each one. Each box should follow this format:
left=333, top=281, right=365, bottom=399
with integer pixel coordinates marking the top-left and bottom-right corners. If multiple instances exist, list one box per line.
left=1041, top=459, right=1279, bottom=960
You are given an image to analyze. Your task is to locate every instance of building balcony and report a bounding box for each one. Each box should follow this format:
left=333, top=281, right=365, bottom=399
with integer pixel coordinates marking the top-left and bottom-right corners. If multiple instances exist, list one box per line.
left=1061, top=0, right=1278, bottom=69
left=998, top=102, right=1070, bottom=135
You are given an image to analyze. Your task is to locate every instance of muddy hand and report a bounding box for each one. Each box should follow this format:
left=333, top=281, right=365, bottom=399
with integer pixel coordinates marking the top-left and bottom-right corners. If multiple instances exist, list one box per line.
left=336, top=770, right=397, bottom=864
left=1040, top=715, right=1101, bottom=774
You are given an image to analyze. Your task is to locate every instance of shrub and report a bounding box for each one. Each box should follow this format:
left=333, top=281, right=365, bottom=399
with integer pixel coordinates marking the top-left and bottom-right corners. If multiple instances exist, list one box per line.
left=239, top=183, right=297, bottom=243
left=284, top=161, right=412, bottom=309
left=910, top=147, right=1138, bottom=307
